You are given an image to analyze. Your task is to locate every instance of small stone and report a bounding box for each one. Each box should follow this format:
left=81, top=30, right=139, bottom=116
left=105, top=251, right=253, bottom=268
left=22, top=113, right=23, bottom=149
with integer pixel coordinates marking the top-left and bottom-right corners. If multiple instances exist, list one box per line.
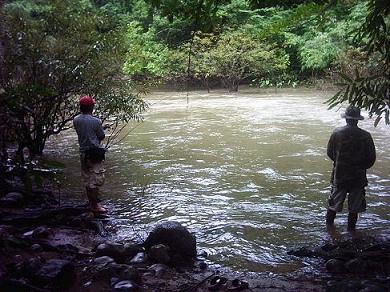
left=130, top=252, right=146, bottom=264
left=325, top=258, right=346, bottom=274
left=23, top=230, right=34, bottom=237
left=123, top=243, right=141, bottom=258
left=144, top=221, right=197, bottom=258
left=120, top=267, right=140, bottom=282
left=14, top=255, right=23, bottom=261
left=148, top=244, right=170, bottom=264
left=114, top=280, right=136, bottom=291
left=93, top=256, right=115, bottom=265
left=111, top=277, right=120, bottom=286
left=107, top=263, right=130, bottom=273
left=149, top=263, right=168, bottom=278
left=83, top=281, right=92, bottom=288
left=32, top=226, right=51, bottom=238
left=96, top=242, right=125, bottom=261
left=31, top=244, right=43, bottom=252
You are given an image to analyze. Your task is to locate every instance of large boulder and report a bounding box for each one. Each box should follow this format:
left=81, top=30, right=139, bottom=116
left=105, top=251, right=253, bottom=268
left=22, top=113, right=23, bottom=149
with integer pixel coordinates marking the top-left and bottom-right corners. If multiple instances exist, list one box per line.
left=144, top=221, right=196, bottom=258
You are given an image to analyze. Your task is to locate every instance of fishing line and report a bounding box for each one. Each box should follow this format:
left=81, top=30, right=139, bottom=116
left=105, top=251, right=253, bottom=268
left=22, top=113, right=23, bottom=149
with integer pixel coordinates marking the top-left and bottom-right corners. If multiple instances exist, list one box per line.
left=105, top=30, right=196, bottom=150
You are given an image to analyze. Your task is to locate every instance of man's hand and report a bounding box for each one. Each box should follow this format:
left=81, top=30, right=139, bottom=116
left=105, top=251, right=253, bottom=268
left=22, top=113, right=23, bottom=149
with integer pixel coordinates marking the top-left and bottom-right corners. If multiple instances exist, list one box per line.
left=103, top=124, right=112, bottom=130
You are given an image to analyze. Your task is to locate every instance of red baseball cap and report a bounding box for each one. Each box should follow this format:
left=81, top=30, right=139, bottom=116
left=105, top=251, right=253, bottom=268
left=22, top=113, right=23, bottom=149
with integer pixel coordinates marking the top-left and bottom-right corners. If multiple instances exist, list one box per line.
left=79, top=95, right=95, bottom=106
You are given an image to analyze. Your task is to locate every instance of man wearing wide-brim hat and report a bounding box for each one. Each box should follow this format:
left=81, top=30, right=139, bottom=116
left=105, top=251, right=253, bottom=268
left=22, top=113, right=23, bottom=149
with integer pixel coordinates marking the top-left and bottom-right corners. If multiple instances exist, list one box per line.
left=326, top=105, right=376, bottom=231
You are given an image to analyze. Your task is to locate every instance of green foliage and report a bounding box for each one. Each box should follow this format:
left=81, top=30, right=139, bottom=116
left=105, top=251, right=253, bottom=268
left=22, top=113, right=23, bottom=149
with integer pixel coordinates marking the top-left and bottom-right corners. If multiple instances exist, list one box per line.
left=123, top=22, right=173, bottom=78
left=0, top=0, right=147, bottom=158
left=327, top=0, right=390, bottom=125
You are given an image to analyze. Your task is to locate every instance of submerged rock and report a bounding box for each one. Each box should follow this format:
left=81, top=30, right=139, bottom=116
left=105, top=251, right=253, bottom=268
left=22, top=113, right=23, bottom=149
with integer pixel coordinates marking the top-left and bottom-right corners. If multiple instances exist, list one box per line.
left=144, top=221, right=197, bottom=258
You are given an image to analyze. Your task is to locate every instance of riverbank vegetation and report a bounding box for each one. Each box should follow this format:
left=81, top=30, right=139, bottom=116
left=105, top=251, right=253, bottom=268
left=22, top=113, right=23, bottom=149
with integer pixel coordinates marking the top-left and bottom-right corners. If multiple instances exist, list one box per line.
left=0, top=0, right=388, bottom=158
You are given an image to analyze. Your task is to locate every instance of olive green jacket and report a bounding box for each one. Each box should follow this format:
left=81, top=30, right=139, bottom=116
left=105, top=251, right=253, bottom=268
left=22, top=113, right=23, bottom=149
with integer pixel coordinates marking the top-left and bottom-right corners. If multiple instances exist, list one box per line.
left=327, top=125, right=376, bottom=188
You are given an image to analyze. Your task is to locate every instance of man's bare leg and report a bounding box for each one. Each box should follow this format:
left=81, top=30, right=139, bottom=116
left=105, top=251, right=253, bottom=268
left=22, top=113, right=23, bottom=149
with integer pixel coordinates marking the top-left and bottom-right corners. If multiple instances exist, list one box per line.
left=326, top=209, right=336, bottom=226
left=86, top=187, right=106, bottom=213
left=347, top=212, right=358, bottom=231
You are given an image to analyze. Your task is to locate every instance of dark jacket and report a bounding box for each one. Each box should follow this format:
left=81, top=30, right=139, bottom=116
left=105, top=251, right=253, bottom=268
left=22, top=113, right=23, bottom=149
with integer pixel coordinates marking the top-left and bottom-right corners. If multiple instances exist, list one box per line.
left=327, top=124, right=376, bottom=188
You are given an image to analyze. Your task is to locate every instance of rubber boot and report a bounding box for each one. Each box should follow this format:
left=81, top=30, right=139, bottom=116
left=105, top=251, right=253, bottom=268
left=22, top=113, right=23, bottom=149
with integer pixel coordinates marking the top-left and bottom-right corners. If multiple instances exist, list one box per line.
left=326, top=209, right=336, bottom=226
left=347, top=213, right=358, bottom=231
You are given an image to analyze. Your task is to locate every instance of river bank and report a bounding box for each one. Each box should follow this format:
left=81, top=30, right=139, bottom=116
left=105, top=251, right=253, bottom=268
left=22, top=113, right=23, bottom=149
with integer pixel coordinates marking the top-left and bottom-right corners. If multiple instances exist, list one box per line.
left=0, top=180, right=324, bottom=291
left=1, top=171, right=389, bottom=291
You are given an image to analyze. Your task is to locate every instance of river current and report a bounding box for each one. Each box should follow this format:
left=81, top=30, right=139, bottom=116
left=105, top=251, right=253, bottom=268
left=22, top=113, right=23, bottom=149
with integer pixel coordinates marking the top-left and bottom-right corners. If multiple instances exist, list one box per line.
left=47, top=88, right=390, bottom=273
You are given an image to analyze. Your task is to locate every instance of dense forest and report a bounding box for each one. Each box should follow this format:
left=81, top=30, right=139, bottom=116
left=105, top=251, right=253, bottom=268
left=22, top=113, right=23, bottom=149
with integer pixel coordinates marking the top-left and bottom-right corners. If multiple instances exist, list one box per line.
left=0, top=0, right=389, bottom=158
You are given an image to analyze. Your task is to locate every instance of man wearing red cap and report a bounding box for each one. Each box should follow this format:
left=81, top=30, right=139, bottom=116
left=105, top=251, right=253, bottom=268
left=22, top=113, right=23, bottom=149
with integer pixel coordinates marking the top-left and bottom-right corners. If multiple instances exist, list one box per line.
left=73, top=95, right=106, bottom=213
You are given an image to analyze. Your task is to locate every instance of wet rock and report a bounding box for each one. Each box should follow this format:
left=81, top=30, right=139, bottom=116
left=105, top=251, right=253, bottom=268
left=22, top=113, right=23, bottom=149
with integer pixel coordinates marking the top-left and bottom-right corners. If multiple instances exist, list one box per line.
left=144, top=221, right=197, bottom=258
left=120, top=267, right=141, bottom=282
left=0, top=192, right=24, bottom=208
left=111, top=277, right=120, bottom=286
left=123, top=243, right=141, bottom=258
left=325, top=258, right=346, bottom=274
left=96, top=242, right=125, bottom=261
left=113, top=280, right=136, bottom=291
left=345, top=258, right=383, bottom=274
left=130, top=252, right=146, bottom=264
left=94, top=265, right=116, bottom=279
left=83, top=281, right=92, bottom=288
left=93, top=256, right=115, bottom=265
left=148, top=244, right=170, bottom=264
left=31, top=244, right=43, bottom=252
left=23, top=226, right=51, bottom=238
left=108, top=263, right=131, bottom=273
left=35, top=259, right=75, bottom=288
left=149, top=263, right=169, bottom=278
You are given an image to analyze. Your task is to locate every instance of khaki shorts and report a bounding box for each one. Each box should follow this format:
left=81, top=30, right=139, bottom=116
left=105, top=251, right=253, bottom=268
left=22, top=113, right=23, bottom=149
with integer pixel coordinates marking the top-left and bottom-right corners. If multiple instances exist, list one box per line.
left=80, top=153, right=105, bottom=189
left=328, top=186, right=366, bottom=213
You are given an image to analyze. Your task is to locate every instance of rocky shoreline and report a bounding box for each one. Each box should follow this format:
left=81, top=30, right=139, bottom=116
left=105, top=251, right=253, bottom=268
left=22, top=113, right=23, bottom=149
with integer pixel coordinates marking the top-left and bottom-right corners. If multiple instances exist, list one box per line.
left=1, top=183, right=389, bottom=291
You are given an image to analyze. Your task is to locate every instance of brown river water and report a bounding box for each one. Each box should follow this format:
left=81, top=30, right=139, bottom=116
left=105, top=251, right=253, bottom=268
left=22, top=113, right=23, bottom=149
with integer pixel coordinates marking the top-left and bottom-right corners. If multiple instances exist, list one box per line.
left=46, top=88, right=390, bottom=273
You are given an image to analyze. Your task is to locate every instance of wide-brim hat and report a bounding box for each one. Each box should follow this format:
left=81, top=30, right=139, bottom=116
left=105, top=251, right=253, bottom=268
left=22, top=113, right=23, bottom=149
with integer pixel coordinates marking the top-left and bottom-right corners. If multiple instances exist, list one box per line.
left=341, top=105, right=364, bottom=120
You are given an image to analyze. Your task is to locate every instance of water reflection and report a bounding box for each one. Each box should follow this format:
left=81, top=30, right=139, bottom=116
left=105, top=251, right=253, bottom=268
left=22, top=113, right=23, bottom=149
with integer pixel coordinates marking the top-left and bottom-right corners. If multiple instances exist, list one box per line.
left=46, top=88, right=390, bottom=273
